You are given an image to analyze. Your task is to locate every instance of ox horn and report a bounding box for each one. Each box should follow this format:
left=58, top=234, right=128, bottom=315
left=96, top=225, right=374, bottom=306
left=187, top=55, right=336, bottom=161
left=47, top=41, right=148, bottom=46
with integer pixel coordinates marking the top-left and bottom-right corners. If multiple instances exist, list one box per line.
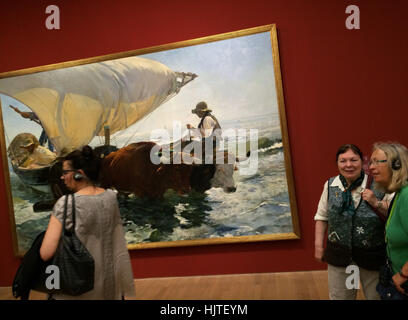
left=236, top=150, right=251, bottom=162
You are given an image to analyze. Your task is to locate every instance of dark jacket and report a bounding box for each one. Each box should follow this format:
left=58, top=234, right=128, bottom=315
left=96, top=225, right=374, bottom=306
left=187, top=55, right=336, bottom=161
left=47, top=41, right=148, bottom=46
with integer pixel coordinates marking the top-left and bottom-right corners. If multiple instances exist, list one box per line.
left=13, top=231, right=50, bottom=300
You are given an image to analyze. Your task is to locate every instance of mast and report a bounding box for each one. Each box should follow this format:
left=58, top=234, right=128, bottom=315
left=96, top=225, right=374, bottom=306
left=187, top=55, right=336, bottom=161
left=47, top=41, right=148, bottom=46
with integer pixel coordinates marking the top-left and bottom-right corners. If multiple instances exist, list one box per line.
left=104, top=125, right=110, bottom=146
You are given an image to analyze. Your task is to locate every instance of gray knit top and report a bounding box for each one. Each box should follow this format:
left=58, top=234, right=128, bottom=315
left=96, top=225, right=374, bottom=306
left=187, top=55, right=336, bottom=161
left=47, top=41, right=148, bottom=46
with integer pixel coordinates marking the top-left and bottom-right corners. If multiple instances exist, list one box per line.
left=51, top=189, right=135, bottom=300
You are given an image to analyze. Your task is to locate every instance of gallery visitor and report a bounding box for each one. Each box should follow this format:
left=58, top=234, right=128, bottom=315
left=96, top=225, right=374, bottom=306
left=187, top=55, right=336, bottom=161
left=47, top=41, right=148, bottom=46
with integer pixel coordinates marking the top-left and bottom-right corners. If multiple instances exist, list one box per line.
left=314, top=143, right=392, bottom=300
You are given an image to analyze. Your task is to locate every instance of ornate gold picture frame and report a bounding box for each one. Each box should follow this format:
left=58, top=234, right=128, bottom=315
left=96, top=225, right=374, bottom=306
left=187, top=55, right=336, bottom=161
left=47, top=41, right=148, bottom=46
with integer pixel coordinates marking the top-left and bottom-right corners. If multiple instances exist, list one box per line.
left=0, top=24, right=300, bottom=256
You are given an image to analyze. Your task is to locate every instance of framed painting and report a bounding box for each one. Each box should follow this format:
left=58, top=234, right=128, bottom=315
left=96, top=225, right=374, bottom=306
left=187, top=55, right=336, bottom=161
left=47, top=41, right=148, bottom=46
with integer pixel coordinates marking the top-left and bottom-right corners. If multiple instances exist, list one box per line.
left=0, top=24, right=300, bottom=256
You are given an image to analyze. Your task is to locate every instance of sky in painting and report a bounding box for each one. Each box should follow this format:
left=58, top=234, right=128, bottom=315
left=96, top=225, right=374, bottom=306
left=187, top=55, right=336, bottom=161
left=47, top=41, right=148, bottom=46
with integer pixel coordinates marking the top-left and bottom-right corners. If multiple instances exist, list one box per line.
left=0, top=31, right=279, bottom=148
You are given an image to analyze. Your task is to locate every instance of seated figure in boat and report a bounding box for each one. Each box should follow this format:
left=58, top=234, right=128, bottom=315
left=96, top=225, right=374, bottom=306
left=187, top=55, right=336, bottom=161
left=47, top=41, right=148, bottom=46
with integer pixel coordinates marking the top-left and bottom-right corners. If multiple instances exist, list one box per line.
left=9, top=105, right=54, bottom=152
left=8, top=133, right=56, bottom=169
left=19, top=141, right=57, bottom=168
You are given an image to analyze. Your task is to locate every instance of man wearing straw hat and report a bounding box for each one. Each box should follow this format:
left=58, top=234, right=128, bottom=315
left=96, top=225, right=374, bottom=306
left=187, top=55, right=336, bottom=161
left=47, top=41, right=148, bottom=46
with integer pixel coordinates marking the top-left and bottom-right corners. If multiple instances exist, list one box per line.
left=186, top=101, right=222, bottom=154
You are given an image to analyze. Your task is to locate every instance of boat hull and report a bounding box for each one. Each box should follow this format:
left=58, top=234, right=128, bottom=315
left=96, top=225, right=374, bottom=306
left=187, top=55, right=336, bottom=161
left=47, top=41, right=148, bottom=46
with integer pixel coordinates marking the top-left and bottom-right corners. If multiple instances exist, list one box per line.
left=12, top=164, right=51, bottom=193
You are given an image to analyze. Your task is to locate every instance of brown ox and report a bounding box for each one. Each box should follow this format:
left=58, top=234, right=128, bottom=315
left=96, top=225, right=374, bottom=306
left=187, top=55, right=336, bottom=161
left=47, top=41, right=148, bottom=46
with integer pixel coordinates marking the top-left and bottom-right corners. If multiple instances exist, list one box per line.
left=98, top=141, right=237, bottom=198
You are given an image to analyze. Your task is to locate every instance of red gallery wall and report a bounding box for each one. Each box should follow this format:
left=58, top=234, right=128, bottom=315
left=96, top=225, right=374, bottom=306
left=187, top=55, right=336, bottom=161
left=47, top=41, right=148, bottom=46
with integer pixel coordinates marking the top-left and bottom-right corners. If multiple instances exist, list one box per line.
left=0, top=0, right=407, bottom=286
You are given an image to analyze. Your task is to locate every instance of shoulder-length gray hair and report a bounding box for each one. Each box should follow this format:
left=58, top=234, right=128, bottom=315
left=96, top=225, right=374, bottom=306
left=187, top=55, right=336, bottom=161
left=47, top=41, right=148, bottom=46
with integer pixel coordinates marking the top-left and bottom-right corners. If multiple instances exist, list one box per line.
left=373, top=142, right=408, bottom=193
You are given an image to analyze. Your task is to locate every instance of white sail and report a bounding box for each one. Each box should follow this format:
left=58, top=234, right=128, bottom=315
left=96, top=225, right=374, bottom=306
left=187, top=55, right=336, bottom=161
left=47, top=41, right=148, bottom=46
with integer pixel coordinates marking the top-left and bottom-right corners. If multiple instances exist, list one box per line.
left=0, top=56, right=195, bottom=155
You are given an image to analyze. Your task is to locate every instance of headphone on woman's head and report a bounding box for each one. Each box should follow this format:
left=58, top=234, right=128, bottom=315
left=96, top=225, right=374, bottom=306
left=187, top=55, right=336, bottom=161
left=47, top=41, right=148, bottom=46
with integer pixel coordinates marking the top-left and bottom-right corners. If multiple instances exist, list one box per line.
left=73, top=171, right=84, bottom=181
left=390, top=144, right=402, bottom=170
left=392, top=158, right=402, bottom=171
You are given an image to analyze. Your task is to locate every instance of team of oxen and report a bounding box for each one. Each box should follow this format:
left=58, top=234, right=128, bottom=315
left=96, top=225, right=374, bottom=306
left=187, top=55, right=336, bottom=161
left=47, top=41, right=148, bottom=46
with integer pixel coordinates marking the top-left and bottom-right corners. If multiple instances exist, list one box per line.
left=97, top=141, right=246, bottom=199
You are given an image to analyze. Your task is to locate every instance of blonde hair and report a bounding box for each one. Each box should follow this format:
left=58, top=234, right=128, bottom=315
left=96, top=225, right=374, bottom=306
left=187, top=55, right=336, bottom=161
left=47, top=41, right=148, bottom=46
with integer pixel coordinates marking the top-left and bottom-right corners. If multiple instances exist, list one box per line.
left=373, top=142, right=408, bottom=192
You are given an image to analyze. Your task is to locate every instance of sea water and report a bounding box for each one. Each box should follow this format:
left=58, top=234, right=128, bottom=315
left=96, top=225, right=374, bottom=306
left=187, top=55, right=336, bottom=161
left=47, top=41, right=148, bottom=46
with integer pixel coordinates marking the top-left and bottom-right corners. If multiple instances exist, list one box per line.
left=120, top=113, right=293, bottom=245
left=9, top=113, right=293, bottom=251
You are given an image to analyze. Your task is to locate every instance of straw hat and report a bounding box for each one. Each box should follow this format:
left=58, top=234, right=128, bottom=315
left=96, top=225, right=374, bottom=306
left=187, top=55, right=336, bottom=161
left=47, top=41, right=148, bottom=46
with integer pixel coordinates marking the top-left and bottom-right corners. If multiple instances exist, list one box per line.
left=191, top=101, right=212, bottom=114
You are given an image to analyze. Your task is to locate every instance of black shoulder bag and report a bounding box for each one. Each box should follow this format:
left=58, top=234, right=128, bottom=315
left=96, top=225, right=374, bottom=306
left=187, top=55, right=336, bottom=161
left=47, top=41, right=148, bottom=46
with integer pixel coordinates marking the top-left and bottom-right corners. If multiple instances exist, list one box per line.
left=12, top=194, right=95, bottom=299
left=52, top=193, right=95, bottom=296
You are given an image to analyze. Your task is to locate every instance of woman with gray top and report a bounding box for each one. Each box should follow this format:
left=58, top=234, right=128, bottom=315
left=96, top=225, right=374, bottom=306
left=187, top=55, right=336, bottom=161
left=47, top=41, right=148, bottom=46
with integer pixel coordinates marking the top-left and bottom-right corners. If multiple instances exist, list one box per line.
left=40, top=146, right=135, bottom=299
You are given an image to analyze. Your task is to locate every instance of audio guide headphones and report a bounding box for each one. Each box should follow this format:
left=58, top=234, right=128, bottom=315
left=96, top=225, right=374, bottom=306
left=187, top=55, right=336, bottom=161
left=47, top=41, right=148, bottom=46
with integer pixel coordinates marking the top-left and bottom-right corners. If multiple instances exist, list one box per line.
left=390, top=144, right=402, bottom=170
left=73, top=171, right=84, bottom=181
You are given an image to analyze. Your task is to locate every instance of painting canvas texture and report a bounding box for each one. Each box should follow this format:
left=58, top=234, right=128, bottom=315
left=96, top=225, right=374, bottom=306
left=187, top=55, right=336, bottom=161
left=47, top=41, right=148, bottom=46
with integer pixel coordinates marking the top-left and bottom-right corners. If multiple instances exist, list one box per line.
left=0, top=25, right=300, bottom=254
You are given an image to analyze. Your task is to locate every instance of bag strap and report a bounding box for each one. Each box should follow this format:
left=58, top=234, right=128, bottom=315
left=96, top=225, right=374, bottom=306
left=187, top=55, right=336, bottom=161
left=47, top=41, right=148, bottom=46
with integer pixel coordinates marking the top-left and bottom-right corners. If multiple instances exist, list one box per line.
left=62, top=193, right=76, bottom=232
left=62, top=194, right=68, bottom=231
left=71, top=193, right=76, bottom=231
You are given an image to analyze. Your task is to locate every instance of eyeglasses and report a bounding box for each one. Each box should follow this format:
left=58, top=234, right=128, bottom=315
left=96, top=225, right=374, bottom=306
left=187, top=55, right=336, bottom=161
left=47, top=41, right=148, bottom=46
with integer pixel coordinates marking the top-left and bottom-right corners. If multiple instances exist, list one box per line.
left=369, top=159, right=387, bottom=166
left=61, top=169, right=76, bottom=175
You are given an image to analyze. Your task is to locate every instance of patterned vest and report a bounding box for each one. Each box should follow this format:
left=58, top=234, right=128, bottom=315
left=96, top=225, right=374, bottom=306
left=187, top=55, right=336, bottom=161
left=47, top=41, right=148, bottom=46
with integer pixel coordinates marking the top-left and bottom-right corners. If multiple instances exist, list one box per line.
left=324, top=176, right=386, bottom=269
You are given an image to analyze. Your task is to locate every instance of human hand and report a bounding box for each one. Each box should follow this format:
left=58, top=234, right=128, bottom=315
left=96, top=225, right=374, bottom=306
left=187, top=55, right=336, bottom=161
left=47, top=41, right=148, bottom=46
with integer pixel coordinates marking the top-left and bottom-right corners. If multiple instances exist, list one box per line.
left=392, top=272, right=408, bottom=294
left=361, top=189, right=378, bottom=207
left=315, top=246, right=324, bottom=263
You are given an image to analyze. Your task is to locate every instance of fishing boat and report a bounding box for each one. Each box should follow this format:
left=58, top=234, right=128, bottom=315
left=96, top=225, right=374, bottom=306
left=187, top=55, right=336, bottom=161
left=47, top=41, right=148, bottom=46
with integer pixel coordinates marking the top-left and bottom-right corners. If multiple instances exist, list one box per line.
left=0, top=56, right=197, bottom=202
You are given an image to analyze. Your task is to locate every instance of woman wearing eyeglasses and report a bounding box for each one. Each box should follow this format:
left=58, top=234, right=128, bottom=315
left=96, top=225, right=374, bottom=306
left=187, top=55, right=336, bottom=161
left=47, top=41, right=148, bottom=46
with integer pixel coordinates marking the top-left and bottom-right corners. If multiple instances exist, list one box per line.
left=40, top=145, right=135, bottom=299
left=314, top=144, right=393, bottom=300
left=369, top=142, right=408, bottom=300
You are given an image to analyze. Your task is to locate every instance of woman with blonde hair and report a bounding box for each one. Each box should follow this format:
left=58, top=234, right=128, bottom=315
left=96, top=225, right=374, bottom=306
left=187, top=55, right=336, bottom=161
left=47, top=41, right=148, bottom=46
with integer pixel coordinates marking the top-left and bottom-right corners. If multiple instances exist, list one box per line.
left=369, top=142, right=408, bottom=300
